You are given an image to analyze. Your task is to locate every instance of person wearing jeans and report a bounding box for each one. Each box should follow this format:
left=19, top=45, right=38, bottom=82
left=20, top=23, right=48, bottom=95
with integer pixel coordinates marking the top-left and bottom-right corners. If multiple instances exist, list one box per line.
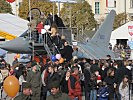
left=90, top=89, right=97, bottom=100
left=36, top=21, right=44, bottom=43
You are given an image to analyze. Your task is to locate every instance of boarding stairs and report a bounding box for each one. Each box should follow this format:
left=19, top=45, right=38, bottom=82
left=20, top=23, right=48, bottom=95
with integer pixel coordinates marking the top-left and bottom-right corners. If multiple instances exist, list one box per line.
left=43, top=32, right=60, bottom=58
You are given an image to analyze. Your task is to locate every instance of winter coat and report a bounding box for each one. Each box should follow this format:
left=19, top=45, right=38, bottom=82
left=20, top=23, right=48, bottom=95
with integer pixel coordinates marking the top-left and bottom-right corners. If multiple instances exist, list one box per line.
left=46, top=72, right=60, bottom=89
left=90, top=64, right=100, bottom=73
left=36, top=23, right=44, bottom=33
left=89, top=79, right=97, bottom=90
left=119, top=82, right=129, bottom=100
left=60, top=76, right=69, bottom=94
left=104, top=76, right=115, bottom=99
left=84, top=67, right=91, bottom=92
left=97, top=86, right=109, bottom=100
left=14, top=93, right=31, bottom=100
left=46, top=91, right=70, bottom=100
left=26, top=71, right=42, bottom=100
left=115, top=66, right=131, bottom=84
left=51, top=35, right=62, bottom=49
left=68, top=74, right=82, bottom=100
left=62, top=45, right=73, bottom=62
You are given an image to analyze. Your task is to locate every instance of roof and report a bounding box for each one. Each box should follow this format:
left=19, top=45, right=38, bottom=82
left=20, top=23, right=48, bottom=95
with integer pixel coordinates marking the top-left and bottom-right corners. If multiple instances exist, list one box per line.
left=110, top=21, right=133, bottom=40
left=0, top=13, right=29, bottom=37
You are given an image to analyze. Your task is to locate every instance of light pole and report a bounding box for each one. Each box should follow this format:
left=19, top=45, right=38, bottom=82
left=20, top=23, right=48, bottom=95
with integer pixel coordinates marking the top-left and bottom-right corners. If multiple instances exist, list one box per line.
left=124, top=0, right=126, bottom=23
left=15, top=0, right=18, bottom=16
left=28, top=0, right=32, bottom=40
left=53, top=2, right=55, bottom=22
left=69, top=5, right=72, bottom=28
left=58, top=2, right=60, bottom=17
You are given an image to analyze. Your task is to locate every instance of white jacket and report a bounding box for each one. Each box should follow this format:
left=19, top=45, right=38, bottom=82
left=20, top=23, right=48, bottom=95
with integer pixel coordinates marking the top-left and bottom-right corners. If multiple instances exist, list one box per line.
left=119, top=82, right=129, bottom=100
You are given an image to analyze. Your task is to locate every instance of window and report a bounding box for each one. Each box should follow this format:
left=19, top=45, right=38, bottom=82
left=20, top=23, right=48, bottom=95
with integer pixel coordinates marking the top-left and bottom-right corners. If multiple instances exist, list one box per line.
left=95, top=2, right=100, bottom=14
left=131, top=0, right=133, bottom=8
left=114, top=0, right=116, bottom=7
left=131, top=16, right=133, bottom=20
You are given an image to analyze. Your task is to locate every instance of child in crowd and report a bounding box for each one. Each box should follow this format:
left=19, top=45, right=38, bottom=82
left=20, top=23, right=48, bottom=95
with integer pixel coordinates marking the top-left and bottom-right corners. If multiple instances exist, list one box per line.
left=97, top=82, right=109, bottom=100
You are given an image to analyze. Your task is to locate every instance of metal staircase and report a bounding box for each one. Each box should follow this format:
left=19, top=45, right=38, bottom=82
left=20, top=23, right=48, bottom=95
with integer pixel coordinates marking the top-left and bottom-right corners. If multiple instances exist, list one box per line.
left=43, top=43, right=53, bottom=58
left=43, top=32, right=60, bottom=58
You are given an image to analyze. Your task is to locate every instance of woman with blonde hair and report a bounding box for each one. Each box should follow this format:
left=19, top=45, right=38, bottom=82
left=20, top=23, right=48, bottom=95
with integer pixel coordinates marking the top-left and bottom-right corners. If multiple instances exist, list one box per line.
left=50, top=24, right=62, bottom=50
left=51, top=25, right=58, bottom=36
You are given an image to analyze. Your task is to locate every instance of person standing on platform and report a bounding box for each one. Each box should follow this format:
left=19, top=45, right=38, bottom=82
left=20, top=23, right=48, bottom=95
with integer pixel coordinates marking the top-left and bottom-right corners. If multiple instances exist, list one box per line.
left=36, top=21, right=44, bottom=43
left=61, top=41, right=73, bottom=62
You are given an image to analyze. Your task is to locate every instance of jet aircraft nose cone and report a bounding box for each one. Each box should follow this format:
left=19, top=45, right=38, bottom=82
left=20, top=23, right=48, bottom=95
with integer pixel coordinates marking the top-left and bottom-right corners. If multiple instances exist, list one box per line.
left=0, top=37, right=32, bottom=53
left=0, top=41, right=16, bottom=50
left=0, top=43, right=8, bottom=50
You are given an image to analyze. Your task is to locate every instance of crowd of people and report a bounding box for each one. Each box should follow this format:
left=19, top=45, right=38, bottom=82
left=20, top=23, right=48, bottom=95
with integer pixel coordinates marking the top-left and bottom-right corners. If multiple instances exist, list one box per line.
left=0, top=13, right=132, bottom=100
left=0, top=52, right=132, bottom=100
left=110, top=43, right=131, bottom=59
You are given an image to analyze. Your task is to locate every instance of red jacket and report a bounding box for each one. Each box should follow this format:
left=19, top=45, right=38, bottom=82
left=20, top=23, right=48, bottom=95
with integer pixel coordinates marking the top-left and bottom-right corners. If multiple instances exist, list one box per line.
left=68, top=74, right=82, bottom=100
left=36, top=23, right=44, bottom=33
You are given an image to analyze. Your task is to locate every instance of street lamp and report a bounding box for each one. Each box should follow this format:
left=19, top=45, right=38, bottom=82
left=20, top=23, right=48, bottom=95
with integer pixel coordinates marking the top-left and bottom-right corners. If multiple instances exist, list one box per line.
left=28, top=0, right=32, bottom=40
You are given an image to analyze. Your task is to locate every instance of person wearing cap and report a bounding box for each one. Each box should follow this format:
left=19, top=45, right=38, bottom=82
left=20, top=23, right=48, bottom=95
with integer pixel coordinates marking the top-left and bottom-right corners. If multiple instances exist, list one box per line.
left=26, top=61, right=42, bottom=100
left=46, top=81, right=70, bottom=100
left=14, top=82, right=32, bottom=100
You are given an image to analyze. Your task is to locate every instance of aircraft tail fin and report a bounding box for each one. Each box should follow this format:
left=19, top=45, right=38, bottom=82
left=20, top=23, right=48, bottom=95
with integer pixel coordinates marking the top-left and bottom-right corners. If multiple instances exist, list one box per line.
left=91, top=10, right=116, bottom=47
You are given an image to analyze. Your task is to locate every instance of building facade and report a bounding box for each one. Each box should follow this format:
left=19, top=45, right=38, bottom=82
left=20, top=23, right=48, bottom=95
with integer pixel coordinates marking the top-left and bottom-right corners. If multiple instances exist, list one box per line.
left=86, top=0, right=133, bottom=23
left=11, top=0, right=133, bottom=23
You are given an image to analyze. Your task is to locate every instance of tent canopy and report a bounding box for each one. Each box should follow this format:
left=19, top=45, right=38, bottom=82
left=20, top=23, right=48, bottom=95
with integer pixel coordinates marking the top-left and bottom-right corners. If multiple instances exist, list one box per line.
left=0, top=13, right=29, bottom=37
left=110, top=21, right=133, bottom=40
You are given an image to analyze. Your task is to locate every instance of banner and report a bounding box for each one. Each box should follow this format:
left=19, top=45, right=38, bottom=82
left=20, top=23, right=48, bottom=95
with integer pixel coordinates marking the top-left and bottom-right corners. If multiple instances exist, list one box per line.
left=128, top=25, right=133, bottom=36
left=106, top=0, right=115, bottom=7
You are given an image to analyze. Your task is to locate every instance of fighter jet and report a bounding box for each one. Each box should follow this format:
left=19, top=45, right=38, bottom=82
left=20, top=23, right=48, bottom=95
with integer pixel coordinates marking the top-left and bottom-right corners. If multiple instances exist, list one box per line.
left=0, top=37, right=32, bottom=54
left=0, top=10, right=116, bottom=59
left=73, top=10, right=116, bottom=59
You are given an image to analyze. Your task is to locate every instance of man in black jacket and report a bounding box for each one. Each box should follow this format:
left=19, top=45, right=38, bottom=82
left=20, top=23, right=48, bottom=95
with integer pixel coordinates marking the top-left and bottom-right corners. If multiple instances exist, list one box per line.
left=84, top=63, right=91, bottom=100
left=61, top=41, right=73, bottom=62
left=115, top=63, right=131, bottom=84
